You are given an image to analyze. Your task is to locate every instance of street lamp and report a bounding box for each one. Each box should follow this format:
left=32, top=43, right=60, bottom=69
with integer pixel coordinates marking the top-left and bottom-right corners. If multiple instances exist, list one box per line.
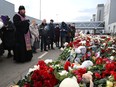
left=39, top=0, right=41, bottom=20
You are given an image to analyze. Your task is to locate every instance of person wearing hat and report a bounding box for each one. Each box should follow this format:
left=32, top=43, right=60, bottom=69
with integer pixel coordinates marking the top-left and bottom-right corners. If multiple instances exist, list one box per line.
left=48, top=19, right=55, bottom=50
left=13, top=5, right=32, bottom=62
left=1, top=15, right=15, bottom=58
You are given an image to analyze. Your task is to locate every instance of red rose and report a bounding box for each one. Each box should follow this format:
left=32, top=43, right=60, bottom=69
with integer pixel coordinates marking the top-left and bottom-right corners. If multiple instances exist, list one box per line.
left=67, top=42, right=73, bottom=47
left=44, top=80, right=53, bottom=87
left=77, top=68, right=87, bottom=75
left=77, top=75, right=82, bottom=83
left=110, top=71, right=116, bottom=81
left=102, top=70, right=110, bottom=78
left=48, top=67, right=54, bottom=73
left=95, top=58, right=103, bottom=65
left=105, top=62, right=116, bottom=71
left=113, top=74, right=116, bottom=81
left=64, top=61, right=71, bottom=71
left=94, top=72, right=101, bottom=79
left=37, top=60, right=46, bottom=66
left=33, top=81, right=42, bottom=87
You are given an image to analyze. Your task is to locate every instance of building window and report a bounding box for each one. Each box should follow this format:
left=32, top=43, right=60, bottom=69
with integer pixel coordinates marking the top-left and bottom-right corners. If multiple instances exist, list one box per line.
left=113, top=25, right=115, bottom=34
left=109, top=27, right=110, bottom=30
left=99, top=10, right=101, bottom=21
left=113, top=25, right=115, bottom=29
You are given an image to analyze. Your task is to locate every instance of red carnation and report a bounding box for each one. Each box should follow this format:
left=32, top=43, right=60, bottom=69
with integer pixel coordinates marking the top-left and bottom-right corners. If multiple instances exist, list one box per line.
left=64, top=61, right=71, bottom=71
left=94, top=72, right=101, bottom=79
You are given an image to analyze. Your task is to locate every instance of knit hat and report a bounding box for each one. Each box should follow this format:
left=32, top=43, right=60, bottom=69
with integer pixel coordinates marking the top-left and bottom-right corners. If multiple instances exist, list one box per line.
left=19, top=5, right=25, bottom=10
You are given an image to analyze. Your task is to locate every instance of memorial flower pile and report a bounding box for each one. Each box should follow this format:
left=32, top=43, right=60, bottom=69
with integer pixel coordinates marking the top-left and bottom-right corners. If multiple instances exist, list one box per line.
left=12, top=33, right=116, bottom=87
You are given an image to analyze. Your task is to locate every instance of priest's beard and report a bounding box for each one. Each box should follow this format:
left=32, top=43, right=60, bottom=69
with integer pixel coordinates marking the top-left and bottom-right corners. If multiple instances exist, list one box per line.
left=20, top=13, right=25, bottom=18
left=18, top=12, right=25, bottom=18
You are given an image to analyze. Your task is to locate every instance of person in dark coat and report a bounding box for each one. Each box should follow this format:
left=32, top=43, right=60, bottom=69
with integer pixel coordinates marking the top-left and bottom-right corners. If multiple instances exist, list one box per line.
left=1, top=15, right=15, bottom=58
left=70, top=23, right=76, bottom=41
left=60, top=21, right=68, bottom=48
left=39, top=19, right=48, bottom=52
left=48, top=19, right=55, bottom=49
left=54, top=24, right=60, bottom=47
left=13, top=5, right=33, bottom=62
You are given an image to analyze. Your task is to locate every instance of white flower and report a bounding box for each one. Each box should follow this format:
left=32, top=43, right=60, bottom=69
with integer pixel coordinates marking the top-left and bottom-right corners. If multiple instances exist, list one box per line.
left=59, top=77, right=79, bottom=87
left=103, top=43, right=106, bottom=46
left=80, top=40, right=86, bottom=45
left=64, top=42, right=68, bottom=47
left=27, top=65, right=40, bottom=75
left=44, top=59, right=53, bottom=64
left=106, top=80, right=113, bottom=87
left=59, top=70, right=68, bottom=76
left=112, top=50, right=115, bottom=53
left=110, top=56, right=114, bottom=60
left=68, top=66, right=73, bottom=71
left=95, top=51, right=100, bottom=58
left=60, top=47, right=64, bottom=51
left=10, top=85, right=19, bottom=87
left=70, top=49, right=75, bottom=56
left=75, top=48, right=81, bottom=53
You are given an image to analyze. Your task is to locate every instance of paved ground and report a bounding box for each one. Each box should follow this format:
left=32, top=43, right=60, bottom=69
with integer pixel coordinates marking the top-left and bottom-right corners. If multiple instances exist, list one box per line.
left=0, top=47, right=62, bottom=87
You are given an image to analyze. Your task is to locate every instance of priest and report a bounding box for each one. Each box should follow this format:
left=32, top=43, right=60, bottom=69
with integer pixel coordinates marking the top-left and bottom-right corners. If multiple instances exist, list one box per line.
left=13, top=5, right=33, bottom=62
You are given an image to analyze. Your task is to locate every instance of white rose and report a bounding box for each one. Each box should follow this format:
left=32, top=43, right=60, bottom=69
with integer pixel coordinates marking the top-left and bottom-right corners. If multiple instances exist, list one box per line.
left=59, top=70, right=68, bottom=76
left=110, top=56, right=114, bottom=60
left=45, top=59, right=53, bottom=64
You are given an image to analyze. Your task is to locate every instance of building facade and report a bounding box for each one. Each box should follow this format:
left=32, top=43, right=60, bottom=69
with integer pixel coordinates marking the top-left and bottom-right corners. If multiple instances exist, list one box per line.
left=96, top=4, right=104, bottom=21
left=104, top=0, right=116, bottom=34
left=92, top=14, right=96, bottom=22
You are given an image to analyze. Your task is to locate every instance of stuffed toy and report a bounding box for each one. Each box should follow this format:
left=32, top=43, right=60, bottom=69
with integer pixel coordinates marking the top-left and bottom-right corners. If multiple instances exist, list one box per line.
left=59, top=76, right=80, bottom=87
left=82, top=71, right=94, bottom=87
left=73, top=60, right=93, bottom=69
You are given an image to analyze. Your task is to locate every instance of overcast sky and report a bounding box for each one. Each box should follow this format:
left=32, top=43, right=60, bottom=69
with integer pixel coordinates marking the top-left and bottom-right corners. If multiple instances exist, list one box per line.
left=6, top=0, right=106, bottom=22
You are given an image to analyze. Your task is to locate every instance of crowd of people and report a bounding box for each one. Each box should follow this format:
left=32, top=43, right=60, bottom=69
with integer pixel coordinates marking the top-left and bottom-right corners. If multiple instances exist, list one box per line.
left=0, top=5, right=76, bottom=63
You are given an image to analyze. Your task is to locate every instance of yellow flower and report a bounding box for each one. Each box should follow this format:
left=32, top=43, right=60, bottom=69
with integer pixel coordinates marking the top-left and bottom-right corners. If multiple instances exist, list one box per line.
left=106, top=80, right=113, bottom=87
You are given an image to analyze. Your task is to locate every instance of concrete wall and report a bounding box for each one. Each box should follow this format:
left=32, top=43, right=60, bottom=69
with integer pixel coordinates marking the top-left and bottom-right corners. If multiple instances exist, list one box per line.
left=0, top=0, right=15, bottom=21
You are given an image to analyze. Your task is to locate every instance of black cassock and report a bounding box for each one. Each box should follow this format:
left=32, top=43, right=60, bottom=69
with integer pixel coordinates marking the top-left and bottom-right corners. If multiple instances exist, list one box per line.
left=13, top=14, right=33, bottom=62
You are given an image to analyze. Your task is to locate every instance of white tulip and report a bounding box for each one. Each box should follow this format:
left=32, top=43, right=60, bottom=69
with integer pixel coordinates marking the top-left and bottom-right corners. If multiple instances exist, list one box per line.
left=59, top=70, right=68, bottom=76
left=45, top=59, right=53, bottom=64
